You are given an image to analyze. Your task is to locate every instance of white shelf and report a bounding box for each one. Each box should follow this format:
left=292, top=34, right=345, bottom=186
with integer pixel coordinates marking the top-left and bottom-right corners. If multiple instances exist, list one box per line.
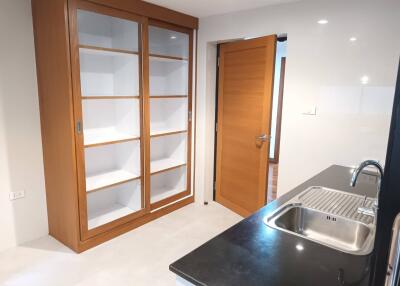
left=87, top=180, right=142, bottom=229
left=88, top=204, right=135, bottom=229
left=150, top=55, right=187, bottom=62
left=82, top=99, right=140, bottom=145
left=150, top=98, right=188, bottom=135
left=151, top=158, right=185, bottom=174
left=88, top=203, right=135, bottom=229
left=150, top=187, right=185, bottom=204
left=150, top=128, right=186, bottom=137
left=150, top=132, right=187, bottom=174
left=80, top=47, right=137, bottom=57
left=150, top=166, right=186, bottom=204
left=84, top=128, right=139, bottom=146
left=85, top=140, right=141, bottom=181
left=86, top=169, right=140, bottom=192
left=79, top=48, right=139, bottom=97
left=149, top=57, right=188, bottom=96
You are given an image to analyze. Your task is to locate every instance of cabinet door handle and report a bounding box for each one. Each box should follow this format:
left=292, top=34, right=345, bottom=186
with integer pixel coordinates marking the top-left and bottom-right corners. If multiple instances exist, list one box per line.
left=385, top=213, right=400, bottom=286
left=76, top=121, right=82, bottom=134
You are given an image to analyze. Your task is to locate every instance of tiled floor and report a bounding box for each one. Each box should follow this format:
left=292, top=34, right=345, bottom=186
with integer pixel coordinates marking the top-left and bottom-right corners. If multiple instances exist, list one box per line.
left=267, top=163, right=279, bottom=203
left=0, top=202, right=242, bottom=286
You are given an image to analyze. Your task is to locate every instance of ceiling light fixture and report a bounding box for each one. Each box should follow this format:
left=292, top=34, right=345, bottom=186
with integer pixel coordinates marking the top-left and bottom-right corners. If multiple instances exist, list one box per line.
left=296, top=244, right=304, bottom=251
left=317, top=19, right=329, bottom=25
left=361, top=75, right=369, bottom=85
left=170, top=36, right=177, bottom=40
left=350, top=37, right=357, bottom=42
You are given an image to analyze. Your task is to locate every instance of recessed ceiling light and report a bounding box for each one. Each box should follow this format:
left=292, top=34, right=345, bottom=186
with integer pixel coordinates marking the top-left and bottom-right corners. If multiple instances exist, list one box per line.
left=317, top=19, right=328, bottom=25
left=170, top=36, right=177, bottom=40
left=361, top=75, right=369, bottom=85
left=350, top=37, right=357, bottom=42
left=296, top=244, right=304, bottom=251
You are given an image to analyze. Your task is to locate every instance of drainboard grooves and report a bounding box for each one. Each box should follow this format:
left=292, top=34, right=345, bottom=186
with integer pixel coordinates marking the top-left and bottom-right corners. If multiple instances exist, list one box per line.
left=327, top=193, right=346, bottom=213
left=344, top=196, right=358, bottom=218
left=299, top=187, right=374, bottom=224
left=308, top=191, right=325, bottom=208
left=300, top=189, right=320, bottom=207
left=322, top=190, right=335, bottom=209
left=315, top=190, right=332, bottom=210
left=337, top=194, right=353, bottom=215
left=322, top=191, right=339, bottom=212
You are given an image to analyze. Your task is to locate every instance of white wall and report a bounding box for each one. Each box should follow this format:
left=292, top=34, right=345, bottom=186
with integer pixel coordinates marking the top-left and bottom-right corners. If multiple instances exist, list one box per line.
left=0, top=0, right=48, bottom=252
left=195, top=0, right=400, bottom=203
left=1, top=0, right=399, bottom=252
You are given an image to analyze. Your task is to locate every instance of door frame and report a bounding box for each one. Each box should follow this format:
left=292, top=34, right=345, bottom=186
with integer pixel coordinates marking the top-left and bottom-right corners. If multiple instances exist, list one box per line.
left=212, top=44, right=221, bottom=201
left=213, top=36, right=277, bottom=216
left=269, top=56, right=286, bottom=164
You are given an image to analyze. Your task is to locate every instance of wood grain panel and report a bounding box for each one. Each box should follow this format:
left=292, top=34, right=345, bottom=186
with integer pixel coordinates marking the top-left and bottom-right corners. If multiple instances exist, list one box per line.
left=78, top=195, right=194, bottom=252
left=31, top=0, right=81, bottom=251
left=86, top=0, right=198, bottom=29
left=216, top=36, right=277, bottom=217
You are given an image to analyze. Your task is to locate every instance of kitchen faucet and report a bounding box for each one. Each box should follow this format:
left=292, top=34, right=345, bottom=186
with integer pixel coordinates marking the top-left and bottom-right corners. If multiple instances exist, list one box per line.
left=350, top=160, right=384, bottom=219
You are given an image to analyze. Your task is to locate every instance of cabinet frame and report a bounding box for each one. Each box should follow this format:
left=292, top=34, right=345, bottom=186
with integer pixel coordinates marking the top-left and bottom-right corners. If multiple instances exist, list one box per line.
left=32, top=0, right=197, bottom=252
left=68, top=0, right=194, bottom=240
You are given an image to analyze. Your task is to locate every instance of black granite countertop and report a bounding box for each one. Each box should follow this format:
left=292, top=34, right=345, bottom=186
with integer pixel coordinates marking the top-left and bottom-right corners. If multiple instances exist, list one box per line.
left=170, top=165, right=379, bottom=286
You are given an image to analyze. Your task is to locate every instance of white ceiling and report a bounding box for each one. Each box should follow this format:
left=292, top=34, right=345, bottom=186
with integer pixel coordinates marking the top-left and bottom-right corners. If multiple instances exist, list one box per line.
left=144, top=0, right=299, bottom=18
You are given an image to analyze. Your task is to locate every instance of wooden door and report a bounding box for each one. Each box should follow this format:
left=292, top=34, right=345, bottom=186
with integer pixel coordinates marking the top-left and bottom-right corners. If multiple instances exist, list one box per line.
left=215, top=35, right=277, bottom=217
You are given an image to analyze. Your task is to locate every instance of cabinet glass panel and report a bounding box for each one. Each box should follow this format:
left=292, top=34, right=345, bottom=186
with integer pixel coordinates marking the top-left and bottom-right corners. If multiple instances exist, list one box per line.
left=150, top=132, right=187, bottom=174
left=150, top=165, right=187, bottom=204
left=77, top=10, right=138, bottom=52
left=77, top=9, right=143, bottom=230
left=78, top=10, right=139, bottom=97
left=150, top=98, right=187, bottom=136
left=87, top=180, right=141, bottom=230
left=82, top=98, right=140, bottom=146
left=149, top=24, right=190, bottom=206
left=149, top=25, right=189, bottom=97
left=79, top=49, right=139, bottom=97
left=149, top=26, right=188, bottom=59
left=85, top=141, right=141, bottom=192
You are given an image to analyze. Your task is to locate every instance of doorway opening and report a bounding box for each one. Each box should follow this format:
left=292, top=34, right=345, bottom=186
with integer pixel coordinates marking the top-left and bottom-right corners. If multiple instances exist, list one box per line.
left=212, top=34, right=287, bottom=216
left=267, top=35, right=287, bottom=203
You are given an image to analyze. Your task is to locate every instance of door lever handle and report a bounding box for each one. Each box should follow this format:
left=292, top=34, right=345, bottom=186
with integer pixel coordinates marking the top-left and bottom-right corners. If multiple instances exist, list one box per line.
left=256, top=134, right=270, bottom=142
left=256, top=133, right=271, bottom=148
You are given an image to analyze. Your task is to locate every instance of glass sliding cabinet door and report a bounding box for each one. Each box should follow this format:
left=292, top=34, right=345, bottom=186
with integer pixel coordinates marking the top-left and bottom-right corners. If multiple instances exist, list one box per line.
left=71, top=5, right=145, bottom=239
left=148, top=22, right=192, bottom=210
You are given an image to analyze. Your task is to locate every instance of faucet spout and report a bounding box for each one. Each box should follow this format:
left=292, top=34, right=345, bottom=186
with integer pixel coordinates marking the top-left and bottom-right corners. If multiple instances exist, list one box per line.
left=350, top=160, right=384, bottom=188
left=350, top=160, right=383, bottom=220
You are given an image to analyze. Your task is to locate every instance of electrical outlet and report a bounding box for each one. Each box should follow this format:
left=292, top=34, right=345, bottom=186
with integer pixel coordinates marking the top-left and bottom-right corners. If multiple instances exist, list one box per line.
left=9, top=190, right=25, bottom=201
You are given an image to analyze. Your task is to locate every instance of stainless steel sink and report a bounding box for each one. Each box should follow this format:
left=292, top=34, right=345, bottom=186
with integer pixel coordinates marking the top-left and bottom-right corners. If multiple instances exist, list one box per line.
left=264, top=187, right=376, bottom=255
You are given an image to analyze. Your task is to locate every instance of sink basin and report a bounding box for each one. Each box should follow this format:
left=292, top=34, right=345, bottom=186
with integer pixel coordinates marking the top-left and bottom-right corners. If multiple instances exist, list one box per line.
left=264, top=187, right=376, bottom=255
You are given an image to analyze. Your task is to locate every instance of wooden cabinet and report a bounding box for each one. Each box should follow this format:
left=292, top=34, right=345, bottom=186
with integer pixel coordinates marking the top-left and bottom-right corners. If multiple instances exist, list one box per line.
left=32, top=0, right=197, bottom=252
